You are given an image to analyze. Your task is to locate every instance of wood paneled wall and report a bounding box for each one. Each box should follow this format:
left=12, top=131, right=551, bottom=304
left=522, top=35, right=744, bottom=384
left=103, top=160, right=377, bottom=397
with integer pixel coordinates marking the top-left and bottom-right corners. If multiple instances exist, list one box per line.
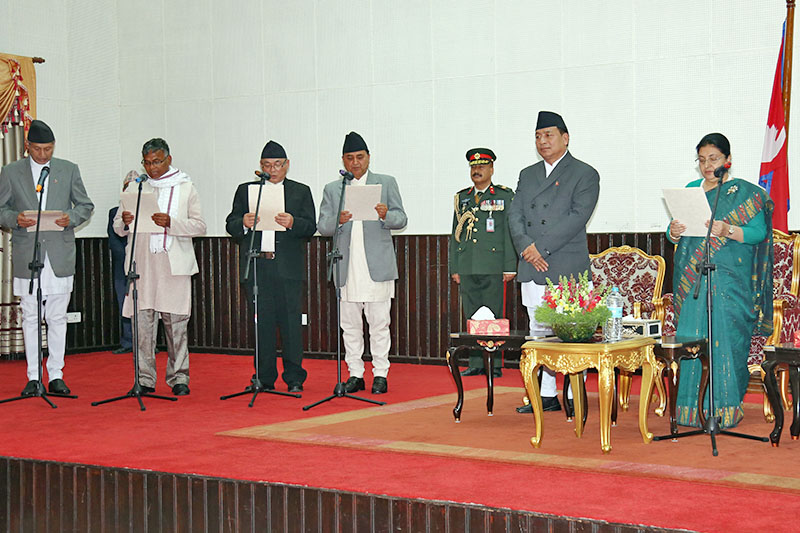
left=58, top=233, right=674, bottom=361
left=0, top=456, right=685, bottom=533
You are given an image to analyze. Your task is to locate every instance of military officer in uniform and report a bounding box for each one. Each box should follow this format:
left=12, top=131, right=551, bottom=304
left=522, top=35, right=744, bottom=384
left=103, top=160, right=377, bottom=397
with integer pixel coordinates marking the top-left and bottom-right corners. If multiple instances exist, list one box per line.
left=449, top=148, right=516, bottom=377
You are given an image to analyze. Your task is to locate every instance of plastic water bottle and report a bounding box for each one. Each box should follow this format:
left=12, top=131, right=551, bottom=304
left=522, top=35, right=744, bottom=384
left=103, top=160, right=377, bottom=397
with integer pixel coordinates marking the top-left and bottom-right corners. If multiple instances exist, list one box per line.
left=605, top=287, right=624, bottom=342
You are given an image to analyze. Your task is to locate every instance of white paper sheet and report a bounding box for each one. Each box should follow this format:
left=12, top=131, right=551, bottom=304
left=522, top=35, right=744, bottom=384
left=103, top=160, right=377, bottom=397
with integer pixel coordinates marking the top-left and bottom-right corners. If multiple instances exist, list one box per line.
left=23, top=210, right=63, bottom=232
left=344, top=184, right=382, bottom=221
left=120, top=192, right=162, bottom=234
left=662, top=188, right=712, bottom=237
left=248, top=184, right=286, bottom=231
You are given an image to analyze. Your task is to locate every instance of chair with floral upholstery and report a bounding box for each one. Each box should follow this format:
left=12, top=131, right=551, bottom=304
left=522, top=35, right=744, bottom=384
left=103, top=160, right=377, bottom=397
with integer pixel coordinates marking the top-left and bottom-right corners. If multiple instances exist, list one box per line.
left=590, top=246, right=667, bottom=411
left=748, top=229, right=800, bottom=420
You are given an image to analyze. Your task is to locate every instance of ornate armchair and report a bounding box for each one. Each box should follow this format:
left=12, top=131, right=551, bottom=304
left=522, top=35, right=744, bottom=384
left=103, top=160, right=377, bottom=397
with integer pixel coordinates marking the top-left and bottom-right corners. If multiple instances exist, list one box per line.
left=748, top=230, right=800, bottom=419
left=590, top=246, right=667, bottom=411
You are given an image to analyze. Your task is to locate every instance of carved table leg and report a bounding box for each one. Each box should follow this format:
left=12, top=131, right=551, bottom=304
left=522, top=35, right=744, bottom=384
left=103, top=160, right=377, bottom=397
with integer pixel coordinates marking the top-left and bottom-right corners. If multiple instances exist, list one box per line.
left=667, top=361, right=679, bottom=439
left=483, top=350, right=494, bottom=416
left=447, top=346, right=468, bottom=422
left=638, top=351, right=655, bottom=444
left=789, top=365, right=800, bottom=440
left=762, top=360, right=784, bottom=446
left=597, top=362, right=614, bottom=454
left=520, top=357, right=544, bottom=448
left=697, top=354, right=709, bottom=428
left=653, top=360, right=667, bottom=417
left=618, top=370, right=632, bottom=411
left=569, top=373, right=585, bottom=438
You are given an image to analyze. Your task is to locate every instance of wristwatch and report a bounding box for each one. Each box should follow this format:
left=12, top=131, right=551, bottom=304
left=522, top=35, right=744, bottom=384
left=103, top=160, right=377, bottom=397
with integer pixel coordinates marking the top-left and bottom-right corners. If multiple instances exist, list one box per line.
left=727, top=225, right=735, bottom=236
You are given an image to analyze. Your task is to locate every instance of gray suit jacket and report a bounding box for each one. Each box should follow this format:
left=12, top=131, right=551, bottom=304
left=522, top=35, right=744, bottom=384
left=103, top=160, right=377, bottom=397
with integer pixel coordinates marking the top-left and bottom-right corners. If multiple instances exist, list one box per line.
left=508, top=151, right=599, bottom=284
left=0, top=157, right=94, bottom=278
left=318, top=170, right=407, bottom=287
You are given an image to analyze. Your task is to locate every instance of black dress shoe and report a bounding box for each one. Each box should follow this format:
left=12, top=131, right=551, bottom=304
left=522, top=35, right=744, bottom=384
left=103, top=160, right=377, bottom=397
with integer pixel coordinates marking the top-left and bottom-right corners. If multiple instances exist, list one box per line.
left=344, top=376, right=365, bottom=393
left=492, top=368, right=502, bottom=378
left=515, top=396, right=562, bottom=413
left=372, top=376, right=388, bottom=394
left=460, top=367, right=485, bottom=376
left=112, top=346, right=132, bottom=354
left=48, top=379, right=71, bottom=394
left=245, top=383, right=275, bottom=392
left=139, top=385, right=155, bottom=394
left=172, top=383, right=190, bottom=396
left=288, top=383, right=303, bottom=393
left=21, top=380, right=39, bottom=397
left=542, top=396, right=561, bottom=411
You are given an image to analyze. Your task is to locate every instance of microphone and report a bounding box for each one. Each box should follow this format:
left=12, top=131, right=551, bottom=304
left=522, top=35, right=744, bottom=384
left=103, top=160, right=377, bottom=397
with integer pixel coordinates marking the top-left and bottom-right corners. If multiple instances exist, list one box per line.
left=135, top=173, right=149, bottom=183
left=713, top=162, right=731, bottom=179
left=254, top=170, right=270, bottom=181
left=35, top=166, right=49, bottom=193
left=339, top=169, right=354, bottom=180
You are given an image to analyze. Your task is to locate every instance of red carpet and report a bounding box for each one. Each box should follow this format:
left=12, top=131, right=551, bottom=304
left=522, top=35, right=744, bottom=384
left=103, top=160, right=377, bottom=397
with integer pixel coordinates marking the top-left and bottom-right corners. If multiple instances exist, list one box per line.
left=1, top=352, right=798, bottom=532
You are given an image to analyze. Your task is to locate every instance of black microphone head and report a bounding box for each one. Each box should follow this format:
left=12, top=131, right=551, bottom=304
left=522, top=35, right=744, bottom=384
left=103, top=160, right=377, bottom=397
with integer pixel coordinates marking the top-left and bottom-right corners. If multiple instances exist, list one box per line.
left=713, top=165, right=728, bottom=179
left=254, top=170, right=270, bottom=181
left=135, top=173, right=149, bottom=183
left=42, top=166, right=49, bottom=176
left=339, top=169, right=354, bottom=180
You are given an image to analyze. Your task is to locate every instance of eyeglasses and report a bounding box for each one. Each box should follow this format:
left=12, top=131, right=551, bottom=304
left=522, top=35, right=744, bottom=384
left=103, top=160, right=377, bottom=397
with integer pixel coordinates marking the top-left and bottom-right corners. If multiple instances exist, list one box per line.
left=696, top=156, right=723, bottom=166
left=261, top=160, right=287, bottom=171
left=141, top=158, right=167, bottom=167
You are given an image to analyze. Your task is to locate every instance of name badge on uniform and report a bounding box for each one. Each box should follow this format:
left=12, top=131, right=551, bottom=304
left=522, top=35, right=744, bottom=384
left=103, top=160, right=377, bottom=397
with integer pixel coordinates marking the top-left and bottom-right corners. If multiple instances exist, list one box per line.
left=486, top=218, right=495, bottom=232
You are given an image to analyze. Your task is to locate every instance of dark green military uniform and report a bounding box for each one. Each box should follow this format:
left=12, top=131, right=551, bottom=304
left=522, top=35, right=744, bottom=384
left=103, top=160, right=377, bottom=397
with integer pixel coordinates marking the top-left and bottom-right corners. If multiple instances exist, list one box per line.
left=449, top=182, right=517, bottom=369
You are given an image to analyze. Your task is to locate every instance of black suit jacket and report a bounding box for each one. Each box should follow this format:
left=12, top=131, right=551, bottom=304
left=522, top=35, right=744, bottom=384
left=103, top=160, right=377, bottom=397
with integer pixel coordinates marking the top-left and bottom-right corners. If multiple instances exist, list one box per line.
left=225, top=178, right=316, bottom=282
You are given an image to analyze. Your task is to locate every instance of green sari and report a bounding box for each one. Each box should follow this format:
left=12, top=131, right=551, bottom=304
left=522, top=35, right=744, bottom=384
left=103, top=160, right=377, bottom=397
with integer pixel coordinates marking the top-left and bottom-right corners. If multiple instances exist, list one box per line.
left=672, top=178, right=773, bottom=428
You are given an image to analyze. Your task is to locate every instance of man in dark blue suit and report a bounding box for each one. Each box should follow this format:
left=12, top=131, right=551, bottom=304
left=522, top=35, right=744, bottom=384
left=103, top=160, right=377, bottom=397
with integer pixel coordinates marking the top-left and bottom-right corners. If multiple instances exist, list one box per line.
left=107, top=172, right=136, bottom=354
left=225, top=141, right=316, bottom=394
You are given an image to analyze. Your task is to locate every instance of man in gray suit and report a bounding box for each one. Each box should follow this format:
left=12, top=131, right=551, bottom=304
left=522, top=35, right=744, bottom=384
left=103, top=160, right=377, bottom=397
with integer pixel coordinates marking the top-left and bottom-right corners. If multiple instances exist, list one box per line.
left=0, top=120, right=94, bottom=396
left=509, top=111, right=599, bottom=412
left=318, top=132, right=407, bottom=394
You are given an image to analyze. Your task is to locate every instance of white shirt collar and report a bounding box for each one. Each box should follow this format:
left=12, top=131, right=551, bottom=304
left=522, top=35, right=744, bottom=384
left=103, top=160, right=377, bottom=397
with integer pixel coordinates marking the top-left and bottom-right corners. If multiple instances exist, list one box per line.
left=544, top=151, right=568, bottom=178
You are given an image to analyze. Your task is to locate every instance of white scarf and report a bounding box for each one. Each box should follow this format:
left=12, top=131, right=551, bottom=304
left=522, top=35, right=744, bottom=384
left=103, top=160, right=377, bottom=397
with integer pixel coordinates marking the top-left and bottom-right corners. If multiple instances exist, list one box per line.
left=148, top=167, right=191, bottom=253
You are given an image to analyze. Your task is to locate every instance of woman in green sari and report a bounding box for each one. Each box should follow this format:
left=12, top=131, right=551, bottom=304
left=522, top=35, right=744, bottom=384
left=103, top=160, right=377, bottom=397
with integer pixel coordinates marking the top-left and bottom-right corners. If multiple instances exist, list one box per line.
left=668, top=133, right=773, bottom=428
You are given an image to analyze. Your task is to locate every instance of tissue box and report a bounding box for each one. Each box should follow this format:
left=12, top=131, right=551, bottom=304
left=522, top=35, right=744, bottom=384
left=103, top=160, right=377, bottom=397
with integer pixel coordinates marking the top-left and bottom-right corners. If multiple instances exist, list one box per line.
left=467, top=319, right=510, bottom=336
left=621, top=318, right=661, bottom=338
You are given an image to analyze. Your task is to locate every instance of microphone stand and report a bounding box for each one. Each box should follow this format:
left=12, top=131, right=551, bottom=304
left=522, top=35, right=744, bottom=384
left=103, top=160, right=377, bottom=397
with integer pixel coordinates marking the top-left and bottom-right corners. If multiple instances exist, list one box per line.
left=303, top=173, right=386, bottom=410
left=0, top=170, right=77, bottom=407
left=653, top=168, right=768, bottom=455
left=92, top=177, right=177, bottom=410
left=221, top=173, right=301, bottom=406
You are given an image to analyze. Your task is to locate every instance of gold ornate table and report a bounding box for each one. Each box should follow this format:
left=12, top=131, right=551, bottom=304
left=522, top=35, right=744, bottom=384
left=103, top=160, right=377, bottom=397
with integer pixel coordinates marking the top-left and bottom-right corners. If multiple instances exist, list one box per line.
left=520, top=336, right=658, bottom=454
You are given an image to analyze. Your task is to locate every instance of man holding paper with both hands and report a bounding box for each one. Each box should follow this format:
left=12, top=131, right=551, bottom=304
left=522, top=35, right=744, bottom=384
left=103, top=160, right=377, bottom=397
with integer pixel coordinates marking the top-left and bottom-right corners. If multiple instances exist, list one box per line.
left=114, top=138, right=206, bottom=396
left=225, top=141, right=316, bottom=394
left=0, top=119, right=94, bottom=396
left=317, top=132, right=407, bottom=395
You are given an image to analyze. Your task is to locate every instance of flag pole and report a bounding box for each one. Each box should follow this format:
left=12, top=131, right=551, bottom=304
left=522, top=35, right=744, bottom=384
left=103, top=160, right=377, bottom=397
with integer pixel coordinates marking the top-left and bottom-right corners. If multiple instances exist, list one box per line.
left=785, top=0, right=795, bottom=133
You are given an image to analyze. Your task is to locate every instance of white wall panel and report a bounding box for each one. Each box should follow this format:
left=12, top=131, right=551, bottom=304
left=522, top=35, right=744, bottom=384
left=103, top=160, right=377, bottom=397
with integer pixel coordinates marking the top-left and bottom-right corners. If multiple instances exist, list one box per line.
left=316, top=85, right=374, bottom=183
left=495, top=2, right=562, bottom=74
left=164, top=0, right=213, bottom=102
left=562, top=1, right=634, bottom=68
left=431, top=0, right=494, bottom=80
left=372, top=1, right=432, bottom=84
left=315, top=0, right=373, bottom=90
left=634, top=1, right=711, bottom=61
left=262, top=0, right=317, bottom=94
left=211, top=0, right=264, bottom=98
left=374, top=81, right=434, bottom=234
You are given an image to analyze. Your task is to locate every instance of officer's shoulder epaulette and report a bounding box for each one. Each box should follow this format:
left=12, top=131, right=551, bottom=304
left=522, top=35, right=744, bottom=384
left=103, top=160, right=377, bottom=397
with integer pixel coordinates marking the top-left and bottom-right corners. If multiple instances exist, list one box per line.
left=495, top=184, right=513, bottom=192
left=457, top=186, right=472, bottom=195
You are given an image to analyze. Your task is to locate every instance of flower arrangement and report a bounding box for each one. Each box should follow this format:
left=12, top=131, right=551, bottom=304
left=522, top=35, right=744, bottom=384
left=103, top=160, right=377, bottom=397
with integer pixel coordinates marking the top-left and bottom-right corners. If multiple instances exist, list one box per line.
left=534, top=271, right=611, bottom=342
